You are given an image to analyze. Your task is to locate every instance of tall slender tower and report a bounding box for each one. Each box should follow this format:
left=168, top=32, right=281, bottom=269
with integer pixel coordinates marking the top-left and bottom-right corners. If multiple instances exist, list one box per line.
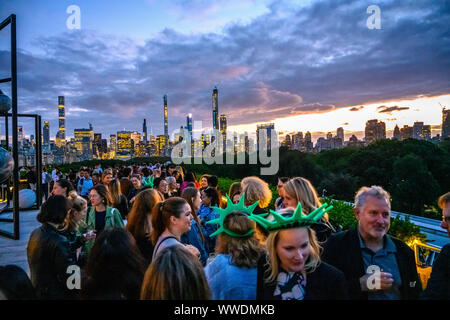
left=187, top=113, right=193, bottom=156
left=212, top=87, right=219, bottom=131
left=163, top=95, right=169, bottom=155
left=220, top=114, right=227, bottom=152
left=143, top=119, right=147, bottom=144
left=56, top=96, right=66, bottom=147
left=43, top=121, right=50, bottom=146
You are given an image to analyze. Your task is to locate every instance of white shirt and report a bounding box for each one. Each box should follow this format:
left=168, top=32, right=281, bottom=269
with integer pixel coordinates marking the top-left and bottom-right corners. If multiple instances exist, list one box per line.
left=51, top=169, right=59, bottom=182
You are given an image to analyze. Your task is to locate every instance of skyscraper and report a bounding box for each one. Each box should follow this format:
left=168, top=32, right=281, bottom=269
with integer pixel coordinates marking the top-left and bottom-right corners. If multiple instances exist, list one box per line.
left=74, top=128, right=94, bottom=154
left=56, top=96, right=66, bottom=147
left=220, top=114, right=227, bottom=152
left=337, top=127, right=344, bottom=142
left=442, top=107, right=450, bottom=139
left=365, top=119, right=386, bottom=144
left=43, top=121, right=50, bottom=145
left=117, top=131, right=132, bottom=154
left=212, top=87, right=219, bottom=130
left=400, top=125, right=413, bottom=140
left=186, top=113, right=193, bottom=155
left=143, top=119, right=147, bottom=144
left=256, top=123, right=275, bottom=151
left=164, top=95, right=169, bottom=155
left=110, top=134, right=116, bottom=159
left=423, top=125, right=431, bottom=140
left=413, top=121, right=424, bottom=140
left=393, top=125, right=401, bottom=140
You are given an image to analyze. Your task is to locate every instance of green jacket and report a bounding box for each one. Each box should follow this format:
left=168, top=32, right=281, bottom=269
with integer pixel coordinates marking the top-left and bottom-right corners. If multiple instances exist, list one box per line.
left=82, top=206, right=125, bottom=256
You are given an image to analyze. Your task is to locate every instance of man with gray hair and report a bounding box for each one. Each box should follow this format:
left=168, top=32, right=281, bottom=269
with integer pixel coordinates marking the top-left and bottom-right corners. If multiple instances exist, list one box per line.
left=322, top=185, right=421, bottom=300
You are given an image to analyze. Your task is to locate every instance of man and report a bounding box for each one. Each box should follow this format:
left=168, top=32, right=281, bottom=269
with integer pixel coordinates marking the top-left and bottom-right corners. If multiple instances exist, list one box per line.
left=422, top=192, right=450, bottom=299
left=77, top=169, right=93, bottom=200
left=51, top=167, right=59, bottom=182
left=322, top=185, right=421, bottom=300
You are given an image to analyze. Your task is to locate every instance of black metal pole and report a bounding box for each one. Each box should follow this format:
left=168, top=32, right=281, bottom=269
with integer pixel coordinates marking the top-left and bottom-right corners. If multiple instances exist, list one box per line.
left=36, top=115, right=42, bottom=207
left=11, top=14, right=19, bottom=239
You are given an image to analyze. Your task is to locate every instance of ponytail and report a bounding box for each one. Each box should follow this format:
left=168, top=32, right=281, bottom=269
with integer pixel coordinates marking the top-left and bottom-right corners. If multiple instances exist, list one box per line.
left=151, top=201, right=166, bottom=245
left=150, top=197, right=188, bottom=245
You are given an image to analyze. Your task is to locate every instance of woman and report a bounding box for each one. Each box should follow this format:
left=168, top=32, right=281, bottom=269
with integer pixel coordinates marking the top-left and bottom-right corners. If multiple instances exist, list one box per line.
left=228, top=182, right=242, bottom=204
left=151, top=197, right=200, bottom=260
left=181, top=187, right=208, bottom=265
left=200, top=174, right=211, bottom=192
left=205, top=211, right=265, bottom=299
left=180, top=171, right=199, bottom=194
left=283, top=177, right=335, bottom=242
left=109, top=178, right=128, bottom=219
left=101, top=169, right=113, bottom=188
left=51, top=179, right=75, bottom=197
left=126, top=189, right=164, bottom=266
left=27, top=195, right=78, bottom=300
left=140, top=245, right=211, bottom=300
left=61, top=191, right=95, bottom=262
left=198, top=187, right=221, bottom=254
left=255, top=207, right=348, bottom=300
left=174, top=166, right=184, bottom=184
left=275, top=177, right=289, bottom=210
left=128, top=174, right=143, bottom=204
left=166, top=176, right=179, bottom=197
left=241, top=176, right=272, bottom=215
left=84, top=184, right=124, bottom=255
left=81, top=228, right=145, bottom=300
left=154, top=178, right=170, bottom=199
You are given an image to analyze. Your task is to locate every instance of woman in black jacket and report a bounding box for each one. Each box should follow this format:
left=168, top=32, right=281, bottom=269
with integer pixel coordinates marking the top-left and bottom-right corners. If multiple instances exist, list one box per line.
left=27, top=195, right=78, bottom=300
left=255, top=206, right=348, bottom=300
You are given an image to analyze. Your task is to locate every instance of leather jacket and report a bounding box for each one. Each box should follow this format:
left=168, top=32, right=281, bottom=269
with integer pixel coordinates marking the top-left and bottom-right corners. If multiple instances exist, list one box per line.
left=27, top=223, right=79, bottom=300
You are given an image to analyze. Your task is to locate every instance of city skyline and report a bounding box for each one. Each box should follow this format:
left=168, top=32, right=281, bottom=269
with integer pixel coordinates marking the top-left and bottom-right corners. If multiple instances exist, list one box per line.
left=0, top=0, right=449, bottom=142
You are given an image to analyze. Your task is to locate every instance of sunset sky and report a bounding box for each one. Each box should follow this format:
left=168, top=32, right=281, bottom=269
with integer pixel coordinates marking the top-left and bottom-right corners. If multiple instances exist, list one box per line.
left=1, top=0, right=449, bottom=143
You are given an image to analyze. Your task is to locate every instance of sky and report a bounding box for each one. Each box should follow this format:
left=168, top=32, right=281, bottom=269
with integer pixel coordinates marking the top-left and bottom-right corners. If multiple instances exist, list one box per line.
left=0, top=0, right=449, bottom=143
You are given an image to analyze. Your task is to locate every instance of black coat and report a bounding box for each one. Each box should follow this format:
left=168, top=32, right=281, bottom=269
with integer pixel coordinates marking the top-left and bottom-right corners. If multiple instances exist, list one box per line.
left=421, top=243, right=450, bottom=300
left=27, top=223, right=78, bottom=300
left=256, top=255, right=349, bottom=300
left=321, top=227, right=422, bottom=300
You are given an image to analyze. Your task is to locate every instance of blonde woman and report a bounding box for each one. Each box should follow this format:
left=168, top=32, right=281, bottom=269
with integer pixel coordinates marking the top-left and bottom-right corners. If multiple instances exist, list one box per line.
left=255, top=207, right=348, bottom=300
left=282, top=177, right=336, bottom=242
left=241, top=177, right=272, bottom=215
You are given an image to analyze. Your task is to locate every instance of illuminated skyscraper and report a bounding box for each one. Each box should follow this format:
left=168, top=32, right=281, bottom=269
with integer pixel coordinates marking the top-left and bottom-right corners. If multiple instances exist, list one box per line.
left=442, top=108, right=450, bottom=139
left=74, top=128, right=94, bottom=153
left=164, top=95, right=169, bottom=154
left=117, top=131, right=132, bottom=154
left=110, top=134, right=116, bottom=158
left=143, top=119, right=147, bottom=144
left=56, top=96, right=66, bottom=147
left=220, top=114, right=227, bottom=152
left=256, top=123, right=275, bottom=151
left=212, top=87, right=219, bottom=130
left=186, top=113, right=193, bottom=155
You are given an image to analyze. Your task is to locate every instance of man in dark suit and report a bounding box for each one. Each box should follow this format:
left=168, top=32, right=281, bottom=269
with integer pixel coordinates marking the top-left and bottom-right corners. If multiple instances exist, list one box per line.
left=421, top=192, right=450, bottom=299
left=322, top=185, right=421, bottom=300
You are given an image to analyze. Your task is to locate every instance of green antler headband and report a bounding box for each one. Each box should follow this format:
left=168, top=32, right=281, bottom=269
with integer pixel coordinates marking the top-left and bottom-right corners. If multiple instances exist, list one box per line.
left=206, top=192, right=263, bottom=238
left=251, top=202, right=334, bottom=233
left=142, top=176, right=155, bottom=188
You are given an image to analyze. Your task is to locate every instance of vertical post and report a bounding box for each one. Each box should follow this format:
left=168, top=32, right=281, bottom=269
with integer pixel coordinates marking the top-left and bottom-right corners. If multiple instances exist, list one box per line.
left=36, top=115, right=42, bottom=206
left=11, top=14, right=19, bottom=239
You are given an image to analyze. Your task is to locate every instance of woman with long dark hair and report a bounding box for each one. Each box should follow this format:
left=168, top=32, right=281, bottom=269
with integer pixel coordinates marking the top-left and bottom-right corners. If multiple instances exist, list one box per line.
left=51, top=179, right=75, bottom=197
left=126, top=189, right=164, bottom=266
left=198, top=187, right=221, bottom=254
left=109, top=178, right=128, bottom=219
left=181, top=187, right=208, bottom=265
left=27, top=195, right=77, bottom=300
left=81, top=228, right=146, bottom=300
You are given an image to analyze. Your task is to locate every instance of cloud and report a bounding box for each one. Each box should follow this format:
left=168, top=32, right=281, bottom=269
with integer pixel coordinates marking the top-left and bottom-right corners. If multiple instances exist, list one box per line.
left=377, top=105, right=410, bottom=114
left=350, top=106, right=364, bottom=112
left=5, top=0, right=450, bottom=138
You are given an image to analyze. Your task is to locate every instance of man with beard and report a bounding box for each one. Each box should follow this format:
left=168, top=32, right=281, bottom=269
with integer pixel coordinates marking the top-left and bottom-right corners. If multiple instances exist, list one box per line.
left=322, top=186, right=421, bottom=300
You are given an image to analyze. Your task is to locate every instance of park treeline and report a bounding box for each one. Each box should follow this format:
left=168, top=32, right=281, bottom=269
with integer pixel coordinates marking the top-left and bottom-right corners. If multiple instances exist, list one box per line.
left=60, top=138, right=450, bottom=220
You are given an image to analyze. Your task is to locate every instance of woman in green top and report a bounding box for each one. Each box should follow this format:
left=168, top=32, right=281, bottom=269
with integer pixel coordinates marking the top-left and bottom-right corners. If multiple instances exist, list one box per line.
left=83, top=184, right=124, bottom=256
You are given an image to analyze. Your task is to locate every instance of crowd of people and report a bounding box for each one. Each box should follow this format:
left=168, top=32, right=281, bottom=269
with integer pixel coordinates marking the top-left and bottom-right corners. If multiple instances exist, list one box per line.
left=0, top=161, right=449, bottom=300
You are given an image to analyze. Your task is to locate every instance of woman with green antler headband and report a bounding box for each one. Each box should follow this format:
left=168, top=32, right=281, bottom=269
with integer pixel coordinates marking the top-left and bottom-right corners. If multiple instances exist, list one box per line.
left=255, top=203, right=349, bottom=300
